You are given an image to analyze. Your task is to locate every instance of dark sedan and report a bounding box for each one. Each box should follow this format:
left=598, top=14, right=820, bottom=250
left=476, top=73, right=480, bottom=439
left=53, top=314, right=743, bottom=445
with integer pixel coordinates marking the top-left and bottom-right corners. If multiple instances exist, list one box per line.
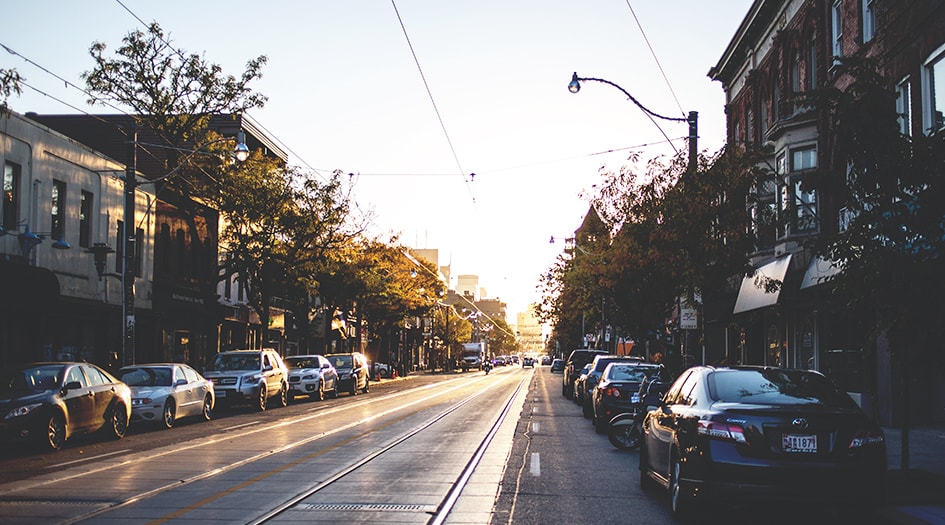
left=0, top=362, right=132, bottom=450
left=639, top=366, right=887, bottom=519
left=590, top=362, right=661, bottom=433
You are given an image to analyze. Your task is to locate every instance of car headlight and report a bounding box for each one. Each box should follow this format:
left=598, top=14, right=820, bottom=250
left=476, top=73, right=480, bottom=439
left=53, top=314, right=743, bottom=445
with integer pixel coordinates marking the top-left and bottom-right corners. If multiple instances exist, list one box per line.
left=242, top=373, right=264, bottom=383
left=5, top=403, right=43, bottom=420
left=302, top=374, right=316, bottom=380
left=131, top=398, right=153, bottom=406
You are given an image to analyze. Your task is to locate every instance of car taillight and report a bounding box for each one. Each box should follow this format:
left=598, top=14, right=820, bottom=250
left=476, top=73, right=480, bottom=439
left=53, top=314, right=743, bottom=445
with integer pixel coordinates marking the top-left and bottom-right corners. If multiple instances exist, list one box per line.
left=698, top=420, right=748, bottom=444
left=602, top=386, right=622, bottom=398
left=848, top=430, right=885, bottom=449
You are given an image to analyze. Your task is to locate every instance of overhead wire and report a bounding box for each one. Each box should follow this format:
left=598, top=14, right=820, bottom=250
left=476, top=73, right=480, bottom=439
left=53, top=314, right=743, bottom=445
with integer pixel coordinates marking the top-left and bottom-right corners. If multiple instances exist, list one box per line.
left=624, top=1, right=687, bottom=119
left=390, top=0, right=477, bottom=206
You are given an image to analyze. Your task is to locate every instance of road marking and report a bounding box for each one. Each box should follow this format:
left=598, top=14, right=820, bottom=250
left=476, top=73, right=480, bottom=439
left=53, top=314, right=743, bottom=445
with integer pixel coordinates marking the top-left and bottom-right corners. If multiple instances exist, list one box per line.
left=530, top=453, right=540, bottom=476
left=532, top=422, right=540, bottom=433
left=47, top=449, right=130, bottom=469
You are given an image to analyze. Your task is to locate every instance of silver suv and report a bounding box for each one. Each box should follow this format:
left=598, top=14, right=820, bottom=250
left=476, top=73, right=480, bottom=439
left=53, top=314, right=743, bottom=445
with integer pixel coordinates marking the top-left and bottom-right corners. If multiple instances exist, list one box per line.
left=285, top=354, right=338, bottom=401
left=203, top=349, right=288, bottom=411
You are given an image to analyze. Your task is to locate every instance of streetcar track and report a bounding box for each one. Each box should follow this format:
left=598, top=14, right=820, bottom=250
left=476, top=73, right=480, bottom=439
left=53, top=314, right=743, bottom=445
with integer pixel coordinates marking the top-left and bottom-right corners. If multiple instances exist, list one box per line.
left=1, top=374, right=470, bottom=498
left=49, top=374, right=492, bottom=524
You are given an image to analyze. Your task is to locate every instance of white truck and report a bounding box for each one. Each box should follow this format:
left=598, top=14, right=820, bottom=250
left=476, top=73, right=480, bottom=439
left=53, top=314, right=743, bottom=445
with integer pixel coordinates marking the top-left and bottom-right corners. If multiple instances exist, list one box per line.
left=461, top=342, right=485, bottom=370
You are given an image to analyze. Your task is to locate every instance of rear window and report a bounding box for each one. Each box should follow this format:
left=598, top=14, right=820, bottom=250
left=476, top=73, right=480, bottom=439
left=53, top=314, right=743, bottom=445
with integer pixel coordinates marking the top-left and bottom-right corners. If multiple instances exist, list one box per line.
left=708, top=369, right=859, bottom=408
left=603, top=364, right=657, bottom=383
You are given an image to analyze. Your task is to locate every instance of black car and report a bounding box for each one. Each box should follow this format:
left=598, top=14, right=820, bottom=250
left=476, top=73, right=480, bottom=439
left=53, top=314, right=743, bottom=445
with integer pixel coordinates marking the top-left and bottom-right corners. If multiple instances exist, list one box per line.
left=580, top=355, right=644, bottom=418
left=639, top=366, right=887, bottom=519
left=561, top=349, right=607, bottom=398
left=590, top=362, right=661, bottom=432
left=0, top=362, right=132, bottom=450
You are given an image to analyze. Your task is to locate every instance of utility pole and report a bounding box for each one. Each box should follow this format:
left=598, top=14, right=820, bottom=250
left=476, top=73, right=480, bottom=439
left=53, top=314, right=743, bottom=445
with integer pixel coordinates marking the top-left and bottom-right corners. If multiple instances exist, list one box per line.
left=122, top=125, right=137, bottom=366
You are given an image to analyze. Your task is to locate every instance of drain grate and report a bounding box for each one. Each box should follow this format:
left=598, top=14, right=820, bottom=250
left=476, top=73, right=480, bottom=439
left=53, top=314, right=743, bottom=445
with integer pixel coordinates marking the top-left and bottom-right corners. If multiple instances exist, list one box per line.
left=298, top=502, right=437, bottom=513
left=0, top=498, right=113, bottom=507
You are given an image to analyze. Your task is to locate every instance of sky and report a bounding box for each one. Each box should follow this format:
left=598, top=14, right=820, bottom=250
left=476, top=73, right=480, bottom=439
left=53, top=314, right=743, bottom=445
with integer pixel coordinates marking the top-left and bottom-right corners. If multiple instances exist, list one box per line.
left=3, top=0, right=753, bottom=320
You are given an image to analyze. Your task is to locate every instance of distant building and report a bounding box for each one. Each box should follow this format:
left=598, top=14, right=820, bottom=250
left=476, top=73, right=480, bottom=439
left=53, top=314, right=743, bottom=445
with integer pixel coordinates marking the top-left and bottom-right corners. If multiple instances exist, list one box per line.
left=456, top=274, right=478, bottom=301
left=516, top=308, right=543, bottom=354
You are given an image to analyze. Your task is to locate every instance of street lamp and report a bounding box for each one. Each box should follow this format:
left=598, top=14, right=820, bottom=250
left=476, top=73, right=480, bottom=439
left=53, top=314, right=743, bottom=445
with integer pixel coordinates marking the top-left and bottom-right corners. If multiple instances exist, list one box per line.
left=119, top=129, right=249, bottom=366
left=568, top=72, right=698, bottom=175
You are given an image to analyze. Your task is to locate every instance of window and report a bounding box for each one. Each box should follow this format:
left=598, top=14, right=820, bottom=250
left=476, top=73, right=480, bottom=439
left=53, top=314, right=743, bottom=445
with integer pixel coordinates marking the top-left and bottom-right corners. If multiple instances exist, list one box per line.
left=923, top=44, right=945, bottom=134
left=2, top=161, right=19, bottom=230
left=807, top=34, right=818, bottom=89
left=780, top=147, right=819, bottom=235
left=51, top=179, right=66, bottom=242
left=831, top=0, right=844, bottom=63
left=896, top=77, right=912, bottom=136
left=753, top=171, right=778, bottom=250
left=861, top=0, right=875, bottom=43
left=79, top=190, right=92, bottom=248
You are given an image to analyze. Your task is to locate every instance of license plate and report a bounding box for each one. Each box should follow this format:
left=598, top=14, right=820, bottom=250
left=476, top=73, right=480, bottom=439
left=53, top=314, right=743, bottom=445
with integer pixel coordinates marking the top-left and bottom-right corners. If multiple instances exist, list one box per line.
left=782, top=433, right=817, bottom=453
left=630, top=393, right=640, bottom=404
left=215, top=390, right=226, bottom=398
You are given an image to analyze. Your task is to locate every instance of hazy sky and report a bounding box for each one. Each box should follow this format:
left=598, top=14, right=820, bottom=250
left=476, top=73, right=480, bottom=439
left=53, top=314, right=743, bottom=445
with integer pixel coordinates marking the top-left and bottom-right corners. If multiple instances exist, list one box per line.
left=4, top=0, right=753, bottom=318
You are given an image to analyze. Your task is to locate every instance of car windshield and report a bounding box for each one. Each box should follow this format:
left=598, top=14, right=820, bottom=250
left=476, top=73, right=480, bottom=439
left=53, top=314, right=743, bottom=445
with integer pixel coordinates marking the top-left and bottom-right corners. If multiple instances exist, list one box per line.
left=604, top=364, right=653, bottom=383
left=209, top=354, right=260, bottom=371
left=286, top=357, right=318, bottom=369
left=709, top=369, right=859, bottom=408
left=119, top=367, right=173, bottom=387
left=330, top=355, right=353, bottom=368
left=0, top=365, right=63, bottom=393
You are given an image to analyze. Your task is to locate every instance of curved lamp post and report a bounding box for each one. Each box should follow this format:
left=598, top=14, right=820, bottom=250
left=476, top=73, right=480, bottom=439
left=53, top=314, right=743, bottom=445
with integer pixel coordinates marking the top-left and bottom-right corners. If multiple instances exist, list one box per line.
left=568, top=72, right=698, bottom=175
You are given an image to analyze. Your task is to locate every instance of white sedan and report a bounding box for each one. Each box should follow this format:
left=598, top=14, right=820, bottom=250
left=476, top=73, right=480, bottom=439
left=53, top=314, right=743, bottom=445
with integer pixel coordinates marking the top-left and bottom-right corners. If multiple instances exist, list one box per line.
left=118, top=363, right=215, bottom=428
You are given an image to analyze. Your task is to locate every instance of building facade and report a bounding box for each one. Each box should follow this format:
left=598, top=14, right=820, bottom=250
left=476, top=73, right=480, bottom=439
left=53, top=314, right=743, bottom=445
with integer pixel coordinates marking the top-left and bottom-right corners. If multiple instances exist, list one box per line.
left=1, top=111, right=154, bottom=371
left=709, top=0, right=945, bottom=424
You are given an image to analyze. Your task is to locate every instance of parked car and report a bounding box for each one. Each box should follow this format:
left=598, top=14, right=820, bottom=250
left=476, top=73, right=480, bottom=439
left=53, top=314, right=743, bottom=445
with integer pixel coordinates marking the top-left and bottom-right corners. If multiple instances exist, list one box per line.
left=284, top=355, right=338, bottom=401
left=326, top=352, right=370, bottom=396
left=541, top=356, right=552, bottom=366
left=522, top=357, right=535, bottom=368
left=549, top=359, right=565, bottom=373
left=562, top=349, right=608, bottom=398
left=580, top=355, right=645, bottom=418
left=118, top=363, right=214, bottom=428
left=202, top=349, right=289, bottom=411
left=373, top=362, right=392, bottom=378
left=0, top=362, right=131, bottom=450
left=639, top=366, right=887, bottom=519
left=573, top=363, right=593, bottom=404
left=590, top=362, right=661, bottom=432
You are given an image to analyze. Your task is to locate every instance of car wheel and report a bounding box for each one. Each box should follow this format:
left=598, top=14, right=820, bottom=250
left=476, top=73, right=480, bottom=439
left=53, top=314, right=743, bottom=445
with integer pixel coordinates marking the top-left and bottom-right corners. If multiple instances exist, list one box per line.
left=201, top=394, right=213, bottom=421
left=582, top=400, right=593, bottom=418
left=42, top=411, right=66, bottom=451
left=257, top=384, right=268, bottom=411
left=350, top=380, right=358, bottom=396
left=594, top=414, right=606, bottom=434
left=315, top=380, right=325, bottom=401
left=362, top=377, right=369, bottom=394
left=107, top=403, right=128, bottom=440
left=277, top=384, right=288, bottom=408
left=670, top=454, right=696, bottom=519
left=162, top=400, right=176, bottom=429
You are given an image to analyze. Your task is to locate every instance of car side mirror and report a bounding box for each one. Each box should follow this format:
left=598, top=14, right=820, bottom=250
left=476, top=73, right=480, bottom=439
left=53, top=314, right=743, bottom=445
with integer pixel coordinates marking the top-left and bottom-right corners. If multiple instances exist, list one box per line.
left=175, top=379, right=187, bottom=386
left=62, top=381, right=81, bottom=392
left=263, top=364, right=273, bottom=372
left=322, top=363, right=331, bottom=369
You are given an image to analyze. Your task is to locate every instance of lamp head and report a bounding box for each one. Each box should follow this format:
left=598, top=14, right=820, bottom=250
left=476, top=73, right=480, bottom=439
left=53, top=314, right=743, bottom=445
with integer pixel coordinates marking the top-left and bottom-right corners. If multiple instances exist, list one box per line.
left=234, top=130, right=250, bottom=162
left=568, top=72, right=581, bottom=94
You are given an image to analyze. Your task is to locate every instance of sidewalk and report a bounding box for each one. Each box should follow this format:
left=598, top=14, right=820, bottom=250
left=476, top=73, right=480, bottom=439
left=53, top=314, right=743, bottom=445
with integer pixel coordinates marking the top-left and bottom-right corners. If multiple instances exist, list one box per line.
left=880, top=424, right=945, bottom=524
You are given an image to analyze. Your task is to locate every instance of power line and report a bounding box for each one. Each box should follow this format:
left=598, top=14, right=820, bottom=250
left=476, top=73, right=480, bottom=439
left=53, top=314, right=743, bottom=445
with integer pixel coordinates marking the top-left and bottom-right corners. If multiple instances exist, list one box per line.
left=624, top=1, right=686, bottom=118
left=390, top=0, right=477, bottom=206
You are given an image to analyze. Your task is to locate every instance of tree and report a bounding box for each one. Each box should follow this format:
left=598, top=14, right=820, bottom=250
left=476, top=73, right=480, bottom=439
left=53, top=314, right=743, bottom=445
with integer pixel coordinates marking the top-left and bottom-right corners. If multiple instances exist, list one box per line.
left=82, top=23, right=268, bottom=281
left=0, top=68, right=22, bottom=116
left=802, top=57, right=945, bottom=469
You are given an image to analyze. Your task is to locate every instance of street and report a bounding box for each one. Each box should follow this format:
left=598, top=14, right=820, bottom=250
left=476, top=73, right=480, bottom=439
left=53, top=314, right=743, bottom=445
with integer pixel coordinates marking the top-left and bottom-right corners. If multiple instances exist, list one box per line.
left=0, top=364, right=939, bottom=524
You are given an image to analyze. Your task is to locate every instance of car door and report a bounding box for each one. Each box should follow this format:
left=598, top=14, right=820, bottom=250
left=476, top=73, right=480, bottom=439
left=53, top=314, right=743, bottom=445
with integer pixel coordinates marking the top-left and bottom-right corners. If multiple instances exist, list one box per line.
left=61, top=365, right=95, bottom=433
left=647, top=369, right=694, bottom=478
left=80, top=365, right=116, bottom=431
left=319, top=356, right=337, bottom=390
left=260, top=353, right=276, bottom=399
left=173, top=366, right=197, bottom=417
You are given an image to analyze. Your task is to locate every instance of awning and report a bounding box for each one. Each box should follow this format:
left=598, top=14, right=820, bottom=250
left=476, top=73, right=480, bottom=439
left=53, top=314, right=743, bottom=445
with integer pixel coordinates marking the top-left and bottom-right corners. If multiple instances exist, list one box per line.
left=733, top=255, right=792, bottom=314
left=0, top=259, right=60, bottom=311
left=801, top=256, right=843, bottom=289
